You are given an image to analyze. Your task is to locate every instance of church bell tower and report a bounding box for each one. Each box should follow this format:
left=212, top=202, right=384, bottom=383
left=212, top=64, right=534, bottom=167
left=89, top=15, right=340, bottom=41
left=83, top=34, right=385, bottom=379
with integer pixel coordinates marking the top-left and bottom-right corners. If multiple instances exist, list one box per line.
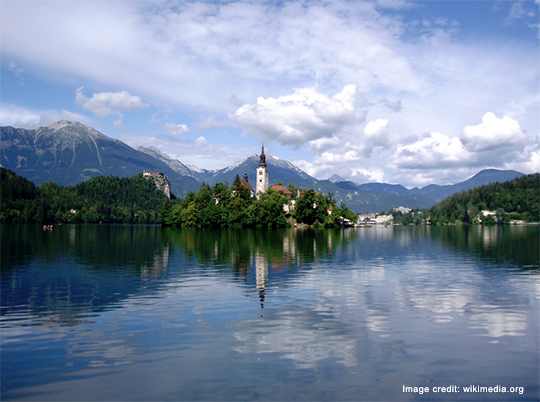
left=256, top=145, right=268, bottom=197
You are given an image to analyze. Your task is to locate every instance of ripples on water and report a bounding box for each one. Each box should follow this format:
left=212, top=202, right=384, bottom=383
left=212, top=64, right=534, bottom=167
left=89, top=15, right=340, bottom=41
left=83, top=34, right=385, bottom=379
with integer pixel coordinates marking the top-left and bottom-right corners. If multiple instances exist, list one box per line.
left=1, top=224, right=539, bottom=401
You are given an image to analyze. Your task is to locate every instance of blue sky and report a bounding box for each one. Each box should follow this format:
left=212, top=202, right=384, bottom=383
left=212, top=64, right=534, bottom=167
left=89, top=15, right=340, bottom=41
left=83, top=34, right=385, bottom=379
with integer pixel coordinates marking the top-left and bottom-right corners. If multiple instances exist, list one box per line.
left=1, top=0, right=539, bottom=187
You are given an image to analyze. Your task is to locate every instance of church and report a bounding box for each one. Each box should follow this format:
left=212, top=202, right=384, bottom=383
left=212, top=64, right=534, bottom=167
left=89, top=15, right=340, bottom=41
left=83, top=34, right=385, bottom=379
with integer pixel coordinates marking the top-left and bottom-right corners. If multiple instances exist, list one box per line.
left=256, top=145, right=269, bottom=196
left=242, top=146, right=293, bottom=210
left=238, top=146, right=269, bottom=198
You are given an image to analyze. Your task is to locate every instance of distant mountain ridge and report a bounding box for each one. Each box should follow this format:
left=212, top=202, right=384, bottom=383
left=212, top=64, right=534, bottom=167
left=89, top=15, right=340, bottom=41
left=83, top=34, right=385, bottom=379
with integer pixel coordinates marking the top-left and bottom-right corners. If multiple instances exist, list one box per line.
left=1, top=121, right=526, bottom=212
left=409, top=169, right=525, bottom=201
left=336, top=169, right=524, bottom=203
left=0, top=121, right=202, bottom=195
left=134, top=145, right=215, bottom=183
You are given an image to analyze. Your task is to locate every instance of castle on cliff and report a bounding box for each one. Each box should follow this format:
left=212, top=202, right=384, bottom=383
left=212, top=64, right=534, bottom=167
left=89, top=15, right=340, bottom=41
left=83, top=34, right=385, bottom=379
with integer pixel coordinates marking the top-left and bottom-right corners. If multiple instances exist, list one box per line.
left=143, top=171, right=171, bottom=199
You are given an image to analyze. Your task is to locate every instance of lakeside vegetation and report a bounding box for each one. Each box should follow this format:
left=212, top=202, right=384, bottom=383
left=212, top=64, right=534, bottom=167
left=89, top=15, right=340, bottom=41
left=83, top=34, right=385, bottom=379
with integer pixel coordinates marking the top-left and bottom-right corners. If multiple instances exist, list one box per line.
left=1, top=168, right=169, bottom=224
left=160, top=175, right=357, bottom=228
left=385, top=173, right=539, bottom=225
left=0, top=169, right=357, bottom=227
left=2, top=168, right=537, bottom=226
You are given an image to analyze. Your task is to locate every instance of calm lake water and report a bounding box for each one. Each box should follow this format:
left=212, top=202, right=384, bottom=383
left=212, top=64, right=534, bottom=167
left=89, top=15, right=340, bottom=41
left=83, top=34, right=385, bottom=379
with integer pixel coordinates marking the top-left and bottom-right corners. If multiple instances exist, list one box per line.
left=1, top=224, right=539, bottom=401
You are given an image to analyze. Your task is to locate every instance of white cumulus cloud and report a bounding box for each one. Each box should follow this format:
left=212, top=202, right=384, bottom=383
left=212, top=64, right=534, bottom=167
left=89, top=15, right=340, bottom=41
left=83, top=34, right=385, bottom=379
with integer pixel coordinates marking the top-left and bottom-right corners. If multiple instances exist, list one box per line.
left=75, top=87, right=148, bottom=119
left=195, top=136, right=209, bottom=147
left=460, top=112, right=528, bottom=152
left=350, top=167, right=386, bottom=184
left=0, top=104, right=92, bottom=129
left=163, top=122, right=189, bottom=136
left=294, top=150, right=362, bottom=179
left=231, top=85, right=357, bottom=147
left=358, top=118, right=392, bottom=156
left=393, top=132, right=472, bottom=169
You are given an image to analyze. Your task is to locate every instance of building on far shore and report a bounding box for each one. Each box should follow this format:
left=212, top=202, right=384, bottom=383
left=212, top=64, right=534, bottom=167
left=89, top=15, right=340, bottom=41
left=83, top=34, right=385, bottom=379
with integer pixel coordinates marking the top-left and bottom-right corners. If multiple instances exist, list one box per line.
left=393, top=206, right=412, bottom=214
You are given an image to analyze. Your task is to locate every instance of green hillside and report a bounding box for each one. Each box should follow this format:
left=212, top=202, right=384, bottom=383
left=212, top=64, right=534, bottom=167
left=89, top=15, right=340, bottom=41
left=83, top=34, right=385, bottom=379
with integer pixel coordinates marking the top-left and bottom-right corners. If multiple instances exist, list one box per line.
left=429, top=173, right=539, bottom=224
left=1, top=168, right=169, bottom=224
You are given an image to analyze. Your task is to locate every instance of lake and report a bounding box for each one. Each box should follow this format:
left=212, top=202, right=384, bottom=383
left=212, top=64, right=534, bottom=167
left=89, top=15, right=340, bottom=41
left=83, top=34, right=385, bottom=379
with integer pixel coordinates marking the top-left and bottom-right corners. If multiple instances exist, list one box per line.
left=1, top=224, right=539, bottom=401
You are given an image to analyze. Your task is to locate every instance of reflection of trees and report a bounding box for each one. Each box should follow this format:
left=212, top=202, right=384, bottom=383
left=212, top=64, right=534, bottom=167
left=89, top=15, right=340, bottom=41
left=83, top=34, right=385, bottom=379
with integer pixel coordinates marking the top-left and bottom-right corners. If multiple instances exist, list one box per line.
left=1, top=224, right=171, bottom=327
left=161, top=227, right=360, bottom=316
left=1, top=224, right=170, bottom=273
left=162, top=227, right=359, bottom=279
left=429, top=225, right=539, bottom=268
left=2, top=225, right=358, bottom=328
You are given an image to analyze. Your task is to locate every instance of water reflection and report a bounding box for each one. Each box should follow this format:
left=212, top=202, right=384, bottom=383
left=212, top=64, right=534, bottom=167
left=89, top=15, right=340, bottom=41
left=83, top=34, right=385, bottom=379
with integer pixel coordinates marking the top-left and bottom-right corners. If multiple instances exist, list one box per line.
left=255, top=250, right=268, bottom=312
left=1, top=225, right=539, bottom=401
left=232, top=306, right=358, bottom=369
left=1, top=225, right=170, bottom=328
left=430, top=225, right=539, bottom=269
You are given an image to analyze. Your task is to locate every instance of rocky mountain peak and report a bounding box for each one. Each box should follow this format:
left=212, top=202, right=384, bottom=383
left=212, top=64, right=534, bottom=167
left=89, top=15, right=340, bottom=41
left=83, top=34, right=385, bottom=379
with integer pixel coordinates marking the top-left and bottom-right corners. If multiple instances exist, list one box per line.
left=47, top=120, right=82, bottom=131
left=328, top=174, right=346, bottom=183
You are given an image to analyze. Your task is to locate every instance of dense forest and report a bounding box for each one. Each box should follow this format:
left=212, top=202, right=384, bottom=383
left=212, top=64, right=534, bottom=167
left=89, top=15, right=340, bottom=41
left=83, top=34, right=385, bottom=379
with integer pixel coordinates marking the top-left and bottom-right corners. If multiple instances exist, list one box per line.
left=1, top=169, right=357, bottom=227
left=1, top=168, right=170, bottom=224
left=160, top=174, right=357, bottom=228
left=393, top=173, right=540, bottom=225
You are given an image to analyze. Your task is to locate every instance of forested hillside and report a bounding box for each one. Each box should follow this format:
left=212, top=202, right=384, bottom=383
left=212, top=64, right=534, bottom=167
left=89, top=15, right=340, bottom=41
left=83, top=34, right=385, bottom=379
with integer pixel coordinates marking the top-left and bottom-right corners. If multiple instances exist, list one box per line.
left=1, top=168, right=170, bottom=224
left=429, top=173, right=539, bottom=224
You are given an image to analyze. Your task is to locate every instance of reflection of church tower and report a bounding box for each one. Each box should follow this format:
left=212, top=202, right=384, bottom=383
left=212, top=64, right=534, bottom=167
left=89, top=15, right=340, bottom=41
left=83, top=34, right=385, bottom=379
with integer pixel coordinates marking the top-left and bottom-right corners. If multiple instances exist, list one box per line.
left=256, top=145, right=268, bottom=197
left=255, top=251, right=268, bottom=291
left=255, top=250, right=268, bottom=314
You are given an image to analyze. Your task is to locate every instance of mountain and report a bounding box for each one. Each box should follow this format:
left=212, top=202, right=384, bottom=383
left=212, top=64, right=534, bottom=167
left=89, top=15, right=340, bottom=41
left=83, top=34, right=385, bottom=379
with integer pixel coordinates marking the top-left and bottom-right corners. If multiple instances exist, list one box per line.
left=1, top=121, right=527, bottom=213
left=209, top=153, right=315, bottom=186
left=341, top=169, right=525, bottom=204
left=134, top=145, right=215, bottom=183
left=409, top=169, right=525, bottom=202
left=328, top=174, right=346, bottom=183
left=0, top=121, right=201, bottom=196
left=359, top=182, right=410, bottom=195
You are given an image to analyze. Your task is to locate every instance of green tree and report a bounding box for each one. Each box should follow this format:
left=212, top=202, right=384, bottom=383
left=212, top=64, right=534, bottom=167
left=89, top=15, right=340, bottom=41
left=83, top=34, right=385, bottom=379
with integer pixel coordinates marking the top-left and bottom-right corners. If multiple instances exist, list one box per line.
left=248, top=189, right=288, bottom=227
left=227, top=197, right=249, bottom=227
left=496, top=208, right=506, bottom=225
left=160, top=200, right=172, bottom=225
left=181, top=201, right=198, bottom=227
left=482, top=214, right=496, bottom=226
left=231, top=174, right=252, bottom=202
left=293, top=189, right=329, bottom=226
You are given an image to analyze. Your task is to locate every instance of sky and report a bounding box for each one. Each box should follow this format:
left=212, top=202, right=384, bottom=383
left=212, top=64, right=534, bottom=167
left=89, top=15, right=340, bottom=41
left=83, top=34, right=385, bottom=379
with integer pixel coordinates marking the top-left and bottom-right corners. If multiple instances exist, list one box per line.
left=1, top=0, right=539, bottom=188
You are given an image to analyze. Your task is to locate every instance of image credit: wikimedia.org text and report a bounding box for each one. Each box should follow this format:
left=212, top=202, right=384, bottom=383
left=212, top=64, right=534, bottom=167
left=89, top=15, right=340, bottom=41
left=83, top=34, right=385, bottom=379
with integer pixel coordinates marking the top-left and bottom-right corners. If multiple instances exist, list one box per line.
left=403, top=385, right=524, bottom=395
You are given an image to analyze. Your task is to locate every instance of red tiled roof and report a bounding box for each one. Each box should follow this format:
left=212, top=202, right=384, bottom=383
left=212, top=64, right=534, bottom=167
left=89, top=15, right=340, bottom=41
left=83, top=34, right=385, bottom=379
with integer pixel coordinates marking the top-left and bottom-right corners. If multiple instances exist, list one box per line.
left=269, top=185, right=292, bottom=195
left=240, top=179, right=254, bottom=192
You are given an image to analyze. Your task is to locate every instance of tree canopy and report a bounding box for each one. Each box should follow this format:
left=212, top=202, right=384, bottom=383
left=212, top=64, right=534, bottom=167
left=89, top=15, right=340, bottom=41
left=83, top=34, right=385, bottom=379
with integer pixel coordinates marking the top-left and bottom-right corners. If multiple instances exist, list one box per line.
left=1, top=168, right=357, bottom=227
left=429, top=173, right=539, bottom=224
left=1, top=168, right=169, bottom=224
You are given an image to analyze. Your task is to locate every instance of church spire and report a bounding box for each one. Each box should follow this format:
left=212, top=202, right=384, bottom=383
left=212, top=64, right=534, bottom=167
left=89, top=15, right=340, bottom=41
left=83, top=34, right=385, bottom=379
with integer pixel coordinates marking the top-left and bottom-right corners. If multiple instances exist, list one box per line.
left=258, top=145, right=267, bottom=167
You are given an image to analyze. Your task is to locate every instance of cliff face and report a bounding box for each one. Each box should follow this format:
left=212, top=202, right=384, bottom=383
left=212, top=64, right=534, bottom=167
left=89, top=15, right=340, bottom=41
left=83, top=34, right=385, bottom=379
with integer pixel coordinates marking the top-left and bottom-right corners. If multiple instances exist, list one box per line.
left=144, top=172, right=171, bottom=199
left=154, top=175, right=171, bottom=199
